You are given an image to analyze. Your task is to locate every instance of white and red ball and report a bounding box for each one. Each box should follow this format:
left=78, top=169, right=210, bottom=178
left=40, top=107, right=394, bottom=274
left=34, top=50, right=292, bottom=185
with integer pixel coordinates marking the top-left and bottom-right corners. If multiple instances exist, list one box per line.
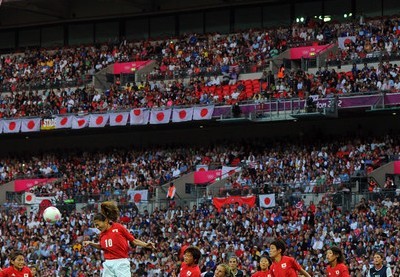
left=43, top=206, right=62, bottom=223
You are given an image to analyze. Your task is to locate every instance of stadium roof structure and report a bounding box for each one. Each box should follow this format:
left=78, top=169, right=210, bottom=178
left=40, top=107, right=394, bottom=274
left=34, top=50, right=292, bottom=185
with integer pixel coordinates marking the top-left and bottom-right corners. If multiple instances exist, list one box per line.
left=0, top=0, right=304, bottom=28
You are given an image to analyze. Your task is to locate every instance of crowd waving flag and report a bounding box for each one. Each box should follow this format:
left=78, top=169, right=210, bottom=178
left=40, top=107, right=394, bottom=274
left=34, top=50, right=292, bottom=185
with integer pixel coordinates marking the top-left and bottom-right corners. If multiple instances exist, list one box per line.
left=259, top=194, right=276, bottom=208
left=129, top=190, right=148, bottom=204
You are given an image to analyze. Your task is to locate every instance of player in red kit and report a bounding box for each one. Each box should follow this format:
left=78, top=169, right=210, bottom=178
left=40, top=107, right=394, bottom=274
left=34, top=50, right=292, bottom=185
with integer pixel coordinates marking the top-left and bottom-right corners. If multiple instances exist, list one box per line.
left=179, top=246, right=202, bottom=277
left=269, top=239, right=311, bottom=277
left=326, top=246, right=350, bottom=277
left=252, top=255, right=273, bottom=277
left=0, top=251, right=33, bottom=277
left=83, top=201, right=155, bottom=277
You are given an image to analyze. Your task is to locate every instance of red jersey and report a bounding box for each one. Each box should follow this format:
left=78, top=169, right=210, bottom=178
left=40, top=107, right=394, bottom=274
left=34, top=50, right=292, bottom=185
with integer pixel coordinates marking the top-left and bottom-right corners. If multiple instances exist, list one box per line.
left=99, top=222, right=135, bottom=260
left=252, top=270, right=272, bottom=277
left=0, top=266, right=33, bottom=277
left=179, top=262, right=201, bottom=277
left=327, top=263, right=350, bottom=277
left=270, top=256, right=302, bottom=277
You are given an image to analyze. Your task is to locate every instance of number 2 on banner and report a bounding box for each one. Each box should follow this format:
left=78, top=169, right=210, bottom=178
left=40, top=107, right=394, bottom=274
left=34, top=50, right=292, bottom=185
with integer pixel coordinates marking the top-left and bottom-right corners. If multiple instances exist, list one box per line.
left=105, top=239, right=113, bottom=247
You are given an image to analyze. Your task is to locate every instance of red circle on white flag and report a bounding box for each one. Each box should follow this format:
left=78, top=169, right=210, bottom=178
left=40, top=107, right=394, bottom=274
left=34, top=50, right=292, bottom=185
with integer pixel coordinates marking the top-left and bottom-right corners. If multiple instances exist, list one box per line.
left=9, top=121, right=16, bottom=130
left=96, top=116, right=104, bottom=125
left=60, top=117, right=68, bottom=126
left=199, top=168, right=206, bottom=171
left=156, top=112, right=165, bottom=121
left=179, top=110, right=187, bottom=119
left=134, top=109, right=141, bottom=116
left=264, top=197, right=271, bottom=205
left=200, top=108, right=208, bottom=117
left=133, top=193, right=142, bottom=203
left=26, top=195, right=33, bottom=202
left=27, top=120, right=35, bottom=129
left=78, top=119, right=86, bottom=127
left=115, top=114, right=123, bottom=123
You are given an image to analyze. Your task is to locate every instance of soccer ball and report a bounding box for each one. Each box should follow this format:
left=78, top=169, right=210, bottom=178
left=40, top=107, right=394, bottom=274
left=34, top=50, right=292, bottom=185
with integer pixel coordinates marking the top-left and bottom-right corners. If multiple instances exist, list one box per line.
left=43, top=206, right=62, bottom=223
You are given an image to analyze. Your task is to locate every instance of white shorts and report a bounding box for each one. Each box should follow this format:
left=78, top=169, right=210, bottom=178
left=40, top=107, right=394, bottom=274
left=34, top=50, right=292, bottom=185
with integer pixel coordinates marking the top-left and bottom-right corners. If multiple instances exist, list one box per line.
left=102, top=258, right=131, bottom=277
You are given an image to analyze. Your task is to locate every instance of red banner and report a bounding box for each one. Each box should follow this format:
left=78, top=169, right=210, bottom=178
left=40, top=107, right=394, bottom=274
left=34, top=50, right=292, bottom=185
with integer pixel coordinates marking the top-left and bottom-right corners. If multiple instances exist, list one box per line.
left=193, top=170, right=221, bottom=184
left=289, top=45, right=330, bottom=59
left=394, top=161, right=400, bottom=174
left=14, top=178, right=57, bottom=192
left=213, top=196, right=256, bottom=211
left=113, top=61, right=152, bottom=74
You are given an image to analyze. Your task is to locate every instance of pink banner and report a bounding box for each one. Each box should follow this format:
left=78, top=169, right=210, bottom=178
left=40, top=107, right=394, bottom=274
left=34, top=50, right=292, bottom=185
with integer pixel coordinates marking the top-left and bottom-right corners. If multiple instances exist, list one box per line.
left=113, top=61, right=152, bottom=74
left=290, top=45, right=330, bottom=59
left=394, top=161, right=400, bottom=174
left=14, top=178, right=57, bottom=192
left=194, top=170, right=222, bottom=184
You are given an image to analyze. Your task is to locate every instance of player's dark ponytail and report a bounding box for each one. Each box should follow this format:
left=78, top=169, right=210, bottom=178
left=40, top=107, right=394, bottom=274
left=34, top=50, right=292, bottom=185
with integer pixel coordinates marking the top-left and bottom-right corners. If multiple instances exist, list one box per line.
left=100, top=201, right=119, bottom=222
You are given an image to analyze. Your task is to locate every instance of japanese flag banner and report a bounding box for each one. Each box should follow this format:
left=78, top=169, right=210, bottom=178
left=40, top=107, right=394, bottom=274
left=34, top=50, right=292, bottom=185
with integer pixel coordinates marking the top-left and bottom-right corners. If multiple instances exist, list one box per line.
left=172, top=107, right=194, bottom=122
left=129, top=190, right=148, bottom=203
left=130, top=108, right=150, bottom=125
left=21, top=118, right=41, bottom=132
left=55, top=115, right=72, bottom=129
left=259, top=194, right=276, bottom=208
left=109, top=112, right=129, bottom=126
left=72, top=115, right=89, bottom=129
left=149, top=108, right=172, bottom=124
left=89, top=114, right=109, bottom=128
left=3, top=119, right=21, bottom=133
left=193, top=106, right=214, bottom=120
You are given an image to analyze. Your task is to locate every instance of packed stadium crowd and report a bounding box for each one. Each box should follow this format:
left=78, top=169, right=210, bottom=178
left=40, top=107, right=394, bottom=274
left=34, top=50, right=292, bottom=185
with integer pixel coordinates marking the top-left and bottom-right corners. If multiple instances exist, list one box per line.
left=1, top=15, right=400, bottom=119
left=1, top=8, right=400, bottom=277
left=1, top=134, right=398, bottom=202
left=0, top=187, right=398, bottom=276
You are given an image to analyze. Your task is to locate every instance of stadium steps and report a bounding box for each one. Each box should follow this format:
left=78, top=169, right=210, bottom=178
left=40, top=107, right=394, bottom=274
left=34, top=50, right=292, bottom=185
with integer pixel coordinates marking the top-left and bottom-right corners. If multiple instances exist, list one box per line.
left=154, top=172, right=198, bottom=208
left=368, top=161, right=397, bottom=188
left=93, top=64, right=113, bottom=91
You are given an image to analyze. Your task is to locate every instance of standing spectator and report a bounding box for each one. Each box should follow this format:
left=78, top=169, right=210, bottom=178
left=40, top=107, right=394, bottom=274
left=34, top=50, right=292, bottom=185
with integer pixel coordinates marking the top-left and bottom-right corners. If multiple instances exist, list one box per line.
left=0, top=251, right=33, bottom=277
left=167, top=182, right=176, bottom=202
left=83, top=201, right=155, bottom=277
left=366, top=252, right=393, bottom=277
left=269, top=239, right=311, bottom=277
left=179, top=246, right=202, bottom=277
left=326, top=246, right=350, bottom=277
